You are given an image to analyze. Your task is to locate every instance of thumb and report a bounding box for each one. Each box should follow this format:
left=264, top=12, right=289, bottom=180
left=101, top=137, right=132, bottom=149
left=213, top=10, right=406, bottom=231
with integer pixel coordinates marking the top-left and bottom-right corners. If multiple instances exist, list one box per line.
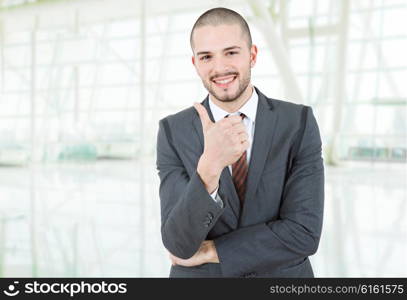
left=193, top=102, right=213, bottom=132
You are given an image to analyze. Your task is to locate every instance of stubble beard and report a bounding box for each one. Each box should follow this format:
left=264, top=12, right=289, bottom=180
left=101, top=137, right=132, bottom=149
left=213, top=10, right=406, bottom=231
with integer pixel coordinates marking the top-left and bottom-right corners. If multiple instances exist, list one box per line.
left=203, top=67, right=251, bottom=103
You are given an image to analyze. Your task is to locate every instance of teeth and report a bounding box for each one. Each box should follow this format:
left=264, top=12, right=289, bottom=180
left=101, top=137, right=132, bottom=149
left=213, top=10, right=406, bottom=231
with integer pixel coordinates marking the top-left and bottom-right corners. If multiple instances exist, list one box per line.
left=214, top=77, right=235, bottom=84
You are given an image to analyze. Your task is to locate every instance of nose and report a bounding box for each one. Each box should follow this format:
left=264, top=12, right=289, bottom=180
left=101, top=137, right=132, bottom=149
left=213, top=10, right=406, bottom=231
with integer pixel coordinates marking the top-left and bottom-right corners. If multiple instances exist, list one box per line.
left=211, top=56, right=229, bottom=76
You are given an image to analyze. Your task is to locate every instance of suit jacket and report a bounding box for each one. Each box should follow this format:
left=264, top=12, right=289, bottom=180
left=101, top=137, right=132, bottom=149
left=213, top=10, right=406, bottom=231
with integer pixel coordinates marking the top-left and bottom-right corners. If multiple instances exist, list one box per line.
left=156, top=87, right=324, bottom=278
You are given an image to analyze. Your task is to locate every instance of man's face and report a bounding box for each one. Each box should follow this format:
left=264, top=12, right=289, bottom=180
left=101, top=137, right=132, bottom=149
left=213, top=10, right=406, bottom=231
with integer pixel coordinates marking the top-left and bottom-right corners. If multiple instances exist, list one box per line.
left=191, top=24, right=257, bottom=102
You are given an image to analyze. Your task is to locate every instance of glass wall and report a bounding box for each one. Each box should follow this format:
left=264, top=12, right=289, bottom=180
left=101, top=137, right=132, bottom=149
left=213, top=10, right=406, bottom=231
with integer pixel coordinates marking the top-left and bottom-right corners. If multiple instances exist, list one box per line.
left=0, top=0, right=406, bottom=277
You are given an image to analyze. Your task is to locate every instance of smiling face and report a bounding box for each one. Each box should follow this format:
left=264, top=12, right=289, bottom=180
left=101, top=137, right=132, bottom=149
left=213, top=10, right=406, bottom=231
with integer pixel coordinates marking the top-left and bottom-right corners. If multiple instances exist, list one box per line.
left=191, top=24, right=257, bottom=104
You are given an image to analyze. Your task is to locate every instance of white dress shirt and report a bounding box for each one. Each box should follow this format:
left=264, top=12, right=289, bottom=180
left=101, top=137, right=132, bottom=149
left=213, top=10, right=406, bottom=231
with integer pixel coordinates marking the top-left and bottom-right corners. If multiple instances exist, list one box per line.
left=207, top=87, right=259, bottom=206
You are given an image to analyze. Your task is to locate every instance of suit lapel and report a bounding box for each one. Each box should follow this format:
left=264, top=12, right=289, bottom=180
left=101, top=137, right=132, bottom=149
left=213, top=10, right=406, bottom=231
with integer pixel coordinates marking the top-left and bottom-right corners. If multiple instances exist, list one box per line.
left=192, top=97, right=241, bottom=221
left=240, top=87, right=278, bottom=225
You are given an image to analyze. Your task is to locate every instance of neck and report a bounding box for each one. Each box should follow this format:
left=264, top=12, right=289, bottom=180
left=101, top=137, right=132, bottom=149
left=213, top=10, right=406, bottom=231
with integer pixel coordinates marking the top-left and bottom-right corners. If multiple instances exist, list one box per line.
left=210, top=84, right=253, bottom=113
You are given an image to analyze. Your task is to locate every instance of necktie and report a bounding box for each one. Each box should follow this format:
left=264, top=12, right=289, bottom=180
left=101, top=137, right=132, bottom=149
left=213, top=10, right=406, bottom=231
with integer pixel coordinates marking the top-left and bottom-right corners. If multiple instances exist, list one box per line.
left=231, top=113, right=248, bottom=207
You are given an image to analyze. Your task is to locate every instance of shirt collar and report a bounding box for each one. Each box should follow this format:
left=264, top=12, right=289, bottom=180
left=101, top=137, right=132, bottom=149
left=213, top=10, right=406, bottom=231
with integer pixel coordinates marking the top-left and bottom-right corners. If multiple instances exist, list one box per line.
left=208, top=87, right=258, bottom=123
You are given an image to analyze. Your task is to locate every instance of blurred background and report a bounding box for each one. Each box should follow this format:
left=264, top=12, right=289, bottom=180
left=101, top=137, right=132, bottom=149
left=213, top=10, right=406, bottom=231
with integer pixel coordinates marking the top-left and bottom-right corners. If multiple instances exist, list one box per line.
left=0, top=0, right=406, bottom=277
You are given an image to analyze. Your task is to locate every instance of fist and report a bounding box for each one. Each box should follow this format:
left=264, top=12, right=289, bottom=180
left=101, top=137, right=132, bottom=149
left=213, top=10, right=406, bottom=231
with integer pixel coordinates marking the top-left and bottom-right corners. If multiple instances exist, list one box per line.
left=194, top=102, right=249, bottom=172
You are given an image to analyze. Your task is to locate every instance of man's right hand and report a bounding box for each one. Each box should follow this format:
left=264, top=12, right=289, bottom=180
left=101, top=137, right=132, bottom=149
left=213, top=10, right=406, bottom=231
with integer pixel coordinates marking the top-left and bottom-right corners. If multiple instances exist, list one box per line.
left=193, top=102, right=249, bottom=193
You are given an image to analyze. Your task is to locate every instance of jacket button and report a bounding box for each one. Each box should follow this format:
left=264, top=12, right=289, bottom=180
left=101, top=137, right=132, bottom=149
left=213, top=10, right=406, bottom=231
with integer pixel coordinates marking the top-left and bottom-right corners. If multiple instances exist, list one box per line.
left=243, top=272, right=257, bottom=278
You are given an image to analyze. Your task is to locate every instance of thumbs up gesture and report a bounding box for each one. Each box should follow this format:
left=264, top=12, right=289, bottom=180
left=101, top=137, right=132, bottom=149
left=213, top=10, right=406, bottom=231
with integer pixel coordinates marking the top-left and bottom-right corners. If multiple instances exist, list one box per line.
left=193, top=103, right=249, bottom=193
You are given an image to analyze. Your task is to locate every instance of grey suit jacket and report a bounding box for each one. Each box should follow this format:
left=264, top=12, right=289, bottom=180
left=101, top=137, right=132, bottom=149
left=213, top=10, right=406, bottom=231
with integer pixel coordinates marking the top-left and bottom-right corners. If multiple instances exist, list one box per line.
left=156, top=87, right=324, bottom=278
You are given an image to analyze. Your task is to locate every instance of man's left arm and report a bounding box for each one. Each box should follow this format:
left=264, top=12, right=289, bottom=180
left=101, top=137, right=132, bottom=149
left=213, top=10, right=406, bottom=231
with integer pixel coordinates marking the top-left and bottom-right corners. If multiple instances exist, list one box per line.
left=173, top=106, right=324, bottom=277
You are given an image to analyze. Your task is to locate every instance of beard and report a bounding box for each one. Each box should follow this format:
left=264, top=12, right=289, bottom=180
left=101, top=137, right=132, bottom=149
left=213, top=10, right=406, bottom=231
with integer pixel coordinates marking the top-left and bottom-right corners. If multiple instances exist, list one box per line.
left=202, top=67, right=251, bottom=102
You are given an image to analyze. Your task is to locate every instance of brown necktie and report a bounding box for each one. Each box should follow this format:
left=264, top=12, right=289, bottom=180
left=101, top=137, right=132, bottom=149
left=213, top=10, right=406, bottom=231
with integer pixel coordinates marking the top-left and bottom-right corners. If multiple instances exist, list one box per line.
left=231, top=113, right=248, bottom=207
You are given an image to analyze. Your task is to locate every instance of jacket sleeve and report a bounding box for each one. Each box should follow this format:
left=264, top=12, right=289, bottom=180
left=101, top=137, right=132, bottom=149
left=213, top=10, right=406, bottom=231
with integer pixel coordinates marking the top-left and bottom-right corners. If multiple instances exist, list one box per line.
left=213, top=107, right=324, bottom=277
left=156, top=118, right=225, bottom=259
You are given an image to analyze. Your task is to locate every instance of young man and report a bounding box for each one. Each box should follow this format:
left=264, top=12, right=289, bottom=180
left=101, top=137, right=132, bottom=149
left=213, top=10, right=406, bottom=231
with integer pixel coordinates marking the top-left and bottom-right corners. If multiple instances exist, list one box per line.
left=156, top=7, right=324, bottom=278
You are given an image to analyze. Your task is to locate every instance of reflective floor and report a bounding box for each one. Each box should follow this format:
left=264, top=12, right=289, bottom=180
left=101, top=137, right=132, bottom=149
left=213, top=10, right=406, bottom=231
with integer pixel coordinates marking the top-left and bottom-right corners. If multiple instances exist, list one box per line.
left=0, top=159, right=406, bottom=277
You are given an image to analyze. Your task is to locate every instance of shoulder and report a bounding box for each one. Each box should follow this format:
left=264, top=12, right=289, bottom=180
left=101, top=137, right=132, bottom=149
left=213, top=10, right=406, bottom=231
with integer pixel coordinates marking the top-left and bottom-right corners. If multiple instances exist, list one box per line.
left=264, top=96, right=311, bottom=128
left=255, top=87, right=309, bottom=116
left=270, top=97, right=309, bottom=115
left=256, top=90, right=317, bottom=133
left=265, top=97, right=320, bottom=139
left=159, top=105, right=196, bottom=130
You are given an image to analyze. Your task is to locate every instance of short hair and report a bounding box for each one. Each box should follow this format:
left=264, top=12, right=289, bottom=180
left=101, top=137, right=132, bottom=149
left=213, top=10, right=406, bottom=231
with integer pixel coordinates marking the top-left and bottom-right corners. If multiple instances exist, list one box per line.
left=190, top=7, right=252, bottom=50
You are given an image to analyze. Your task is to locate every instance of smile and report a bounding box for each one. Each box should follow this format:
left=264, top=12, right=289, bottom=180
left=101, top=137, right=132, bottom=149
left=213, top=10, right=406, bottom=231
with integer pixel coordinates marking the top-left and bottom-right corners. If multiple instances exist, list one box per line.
left=212, top=75, right=237, bottom=88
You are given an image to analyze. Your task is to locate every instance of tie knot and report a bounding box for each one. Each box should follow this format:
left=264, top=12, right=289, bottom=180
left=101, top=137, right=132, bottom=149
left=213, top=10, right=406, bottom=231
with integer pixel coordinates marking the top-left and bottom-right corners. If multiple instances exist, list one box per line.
left=225, top=112, right=246, bottom=120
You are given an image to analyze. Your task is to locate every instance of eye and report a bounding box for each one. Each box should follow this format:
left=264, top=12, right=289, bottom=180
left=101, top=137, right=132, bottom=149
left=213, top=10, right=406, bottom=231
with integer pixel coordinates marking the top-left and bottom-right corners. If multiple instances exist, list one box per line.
left=226, top=51, right=238, bottom=56
left=200, top=55, right=211, bottom=61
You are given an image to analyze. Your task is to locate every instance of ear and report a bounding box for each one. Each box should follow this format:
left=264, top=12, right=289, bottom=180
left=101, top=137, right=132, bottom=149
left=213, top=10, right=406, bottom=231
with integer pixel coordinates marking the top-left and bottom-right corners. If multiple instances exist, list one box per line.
left=250, top=44, right=258, bottom=68
left=191, top=55, right=196, bottom=66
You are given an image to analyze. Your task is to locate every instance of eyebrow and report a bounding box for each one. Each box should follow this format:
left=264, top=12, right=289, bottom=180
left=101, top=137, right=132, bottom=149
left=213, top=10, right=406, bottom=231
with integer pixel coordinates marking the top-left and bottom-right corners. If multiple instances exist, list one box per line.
left=196, top=46, right=242, bottom=56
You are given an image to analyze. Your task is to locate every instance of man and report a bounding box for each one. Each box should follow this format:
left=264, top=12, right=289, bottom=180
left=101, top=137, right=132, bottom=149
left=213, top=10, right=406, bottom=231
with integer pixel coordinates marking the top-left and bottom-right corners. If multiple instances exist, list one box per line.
left=156, top=7, right=324, bottom=278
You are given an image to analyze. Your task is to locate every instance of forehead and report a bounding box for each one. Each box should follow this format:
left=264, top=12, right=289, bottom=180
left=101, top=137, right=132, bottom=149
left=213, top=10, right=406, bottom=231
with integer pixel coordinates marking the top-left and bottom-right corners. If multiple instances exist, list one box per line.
left=192, top=24, right=245, bottom=53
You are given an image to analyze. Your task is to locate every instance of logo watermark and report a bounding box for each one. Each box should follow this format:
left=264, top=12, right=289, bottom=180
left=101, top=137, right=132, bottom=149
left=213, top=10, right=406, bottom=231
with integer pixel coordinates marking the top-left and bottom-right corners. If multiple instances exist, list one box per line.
left=3, top=280, right=127, bottom=297
left=3, top=281, right=20, bottom=297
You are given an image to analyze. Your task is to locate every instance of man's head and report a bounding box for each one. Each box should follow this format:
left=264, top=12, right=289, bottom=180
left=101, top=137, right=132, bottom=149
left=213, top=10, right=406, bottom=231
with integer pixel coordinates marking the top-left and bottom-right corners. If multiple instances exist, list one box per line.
left=190, top=7, right=257, bottom=103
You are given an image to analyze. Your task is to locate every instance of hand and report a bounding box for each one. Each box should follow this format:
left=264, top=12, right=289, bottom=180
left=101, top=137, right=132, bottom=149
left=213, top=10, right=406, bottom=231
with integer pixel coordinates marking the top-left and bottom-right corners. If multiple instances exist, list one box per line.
left=169, top=240, right=219, bottom=267
left=194, top=103, right=249, bottom=192
left=194, top=103, right=249, bottom=169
